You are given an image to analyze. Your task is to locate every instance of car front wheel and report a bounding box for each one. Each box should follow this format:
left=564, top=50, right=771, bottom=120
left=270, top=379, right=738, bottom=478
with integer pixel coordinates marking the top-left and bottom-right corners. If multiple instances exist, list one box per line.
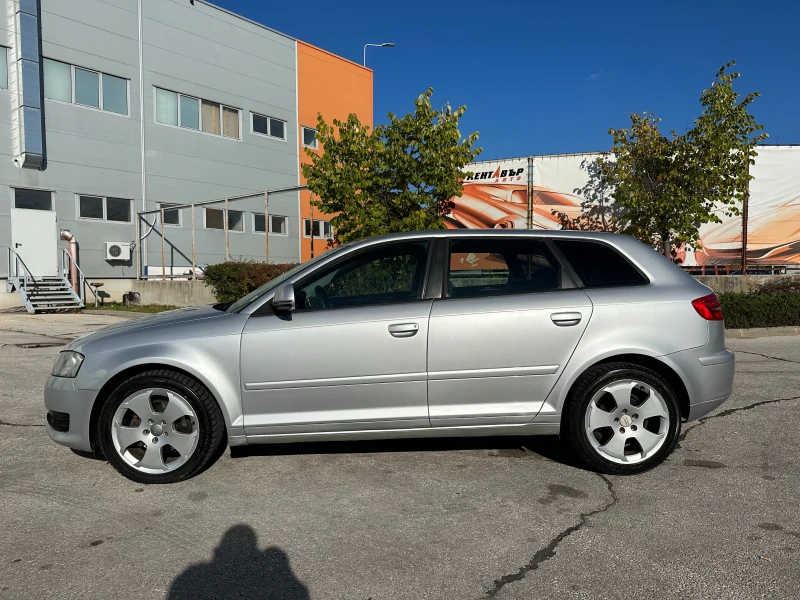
left=98, top=369, right=225, bottom=484
left=563, top=362, right=681, bottom=475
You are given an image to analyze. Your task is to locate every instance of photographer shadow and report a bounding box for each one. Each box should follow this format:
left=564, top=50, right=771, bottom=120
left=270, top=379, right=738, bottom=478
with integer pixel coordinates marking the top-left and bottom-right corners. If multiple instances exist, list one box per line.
left=167, top=524, right=309, bottom=600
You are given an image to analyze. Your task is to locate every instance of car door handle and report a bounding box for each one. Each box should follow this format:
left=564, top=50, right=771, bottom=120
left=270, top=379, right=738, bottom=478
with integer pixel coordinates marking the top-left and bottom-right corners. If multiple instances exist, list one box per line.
left=388, top=323, right=419, bottom=338
left=551, top=312, right=582, bottom=327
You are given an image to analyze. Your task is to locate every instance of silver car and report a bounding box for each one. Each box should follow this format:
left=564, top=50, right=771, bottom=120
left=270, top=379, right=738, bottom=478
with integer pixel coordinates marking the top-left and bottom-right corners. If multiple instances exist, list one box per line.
left=45, top=230, right=735, bottom=483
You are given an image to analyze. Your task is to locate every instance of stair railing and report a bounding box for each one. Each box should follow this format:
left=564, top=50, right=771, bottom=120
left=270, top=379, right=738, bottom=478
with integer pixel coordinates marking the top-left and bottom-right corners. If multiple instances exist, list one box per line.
left=60, top=248, right=96, bottom=306
left=4, top=245, right=38, bottom=294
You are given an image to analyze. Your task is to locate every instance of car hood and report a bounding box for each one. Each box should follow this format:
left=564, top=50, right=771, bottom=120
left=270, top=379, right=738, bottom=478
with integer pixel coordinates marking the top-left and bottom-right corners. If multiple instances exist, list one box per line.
left=65, top=305, right=228, bottom=351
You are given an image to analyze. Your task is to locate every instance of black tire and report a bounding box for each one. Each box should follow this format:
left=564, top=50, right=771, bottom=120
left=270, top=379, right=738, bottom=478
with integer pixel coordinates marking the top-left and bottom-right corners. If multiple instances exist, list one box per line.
left=98, top=369, right=225, bottom=484
left=562, top=362, right=681, bottom=475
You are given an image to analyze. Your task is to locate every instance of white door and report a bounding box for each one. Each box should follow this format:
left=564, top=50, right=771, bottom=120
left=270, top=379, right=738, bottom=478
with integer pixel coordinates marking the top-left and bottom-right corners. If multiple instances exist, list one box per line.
left=10, top=208, right=58, bottom=277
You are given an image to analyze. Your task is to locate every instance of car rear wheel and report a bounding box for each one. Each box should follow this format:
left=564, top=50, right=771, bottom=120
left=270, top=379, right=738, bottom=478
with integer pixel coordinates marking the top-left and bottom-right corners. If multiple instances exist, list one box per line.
left=562, top=362, right=681, bottom=475
left=98, top=370, right=225, bottom=484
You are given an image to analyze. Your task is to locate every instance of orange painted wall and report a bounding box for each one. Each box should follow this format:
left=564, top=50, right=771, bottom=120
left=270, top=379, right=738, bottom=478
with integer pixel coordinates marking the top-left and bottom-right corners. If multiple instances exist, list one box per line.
left=297, top=41, right=373, bottom=261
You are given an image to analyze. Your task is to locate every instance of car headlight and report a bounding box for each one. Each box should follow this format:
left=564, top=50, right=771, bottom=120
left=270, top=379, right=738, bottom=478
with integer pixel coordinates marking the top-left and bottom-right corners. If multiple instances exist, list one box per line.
left=51, top=351, right=84, bottom=378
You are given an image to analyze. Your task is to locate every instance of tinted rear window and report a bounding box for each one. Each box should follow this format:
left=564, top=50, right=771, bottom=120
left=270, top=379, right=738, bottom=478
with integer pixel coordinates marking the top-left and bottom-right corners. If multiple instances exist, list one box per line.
left=447, top=238, right=563, bottom=298
left=554, top=240, right=647, bottom=288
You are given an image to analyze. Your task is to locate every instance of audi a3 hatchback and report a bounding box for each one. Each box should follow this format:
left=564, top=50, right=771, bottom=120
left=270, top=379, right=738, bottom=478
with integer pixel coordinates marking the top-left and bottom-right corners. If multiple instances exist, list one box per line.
left=45, top=230, right=735, bottom=483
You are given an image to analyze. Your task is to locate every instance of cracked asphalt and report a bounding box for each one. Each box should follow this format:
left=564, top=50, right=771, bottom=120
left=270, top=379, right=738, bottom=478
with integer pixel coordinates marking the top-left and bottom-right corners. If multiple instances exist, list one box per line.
left=1, top=313, right=798, bottom=599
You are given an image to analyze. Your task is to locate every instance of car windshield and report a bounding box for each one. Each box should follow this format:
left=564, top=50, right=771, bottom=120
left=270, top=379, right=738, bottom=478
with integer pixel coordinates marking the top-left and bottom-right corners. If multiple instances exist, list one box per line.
left=226, top=246, right=348, bottom=313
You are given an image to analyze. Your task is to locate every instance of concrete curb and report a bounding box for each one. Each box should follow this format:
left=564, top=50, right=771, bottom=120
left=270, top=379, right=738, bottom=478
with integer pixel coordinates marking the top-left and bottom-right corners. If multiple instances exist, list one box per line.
left=725, top=326, right=800, bottom=339
left=83, top=310, right=148, bottom=319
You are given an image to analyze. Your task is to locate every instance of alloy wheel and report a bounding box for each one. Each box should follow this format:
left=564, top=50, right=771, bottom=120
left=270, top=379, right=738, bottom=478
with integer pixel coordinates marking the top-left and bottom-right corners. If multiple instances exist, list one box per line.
left=111, top=388, right=200, bottom=474
left=584, top=379, right=669, bottom=464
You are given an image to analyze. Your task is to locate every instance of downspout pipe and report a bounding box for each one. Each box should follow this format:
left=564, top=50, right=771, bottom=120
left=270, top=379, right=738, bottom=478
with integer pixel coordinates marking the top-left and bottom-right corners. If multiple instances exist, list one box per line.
left=59, top=230, right=79, bottom=292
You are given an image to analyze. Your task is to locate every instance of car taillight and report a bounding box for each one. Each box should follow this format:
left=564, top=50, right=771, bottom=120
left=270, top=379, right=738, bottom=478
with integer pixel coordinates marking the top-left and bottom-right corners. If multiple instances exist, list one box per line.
left=692, top=293, right=723, bottom=321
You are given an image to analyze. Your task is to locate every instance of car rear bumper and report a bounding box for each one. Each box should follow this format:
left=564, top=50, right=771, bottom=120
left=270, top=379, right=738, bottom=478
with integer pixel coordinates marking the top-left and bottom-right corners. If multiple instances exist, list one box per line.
left=44, top=376, right=97, bottom=452
left=660, top=347, right=735, bottom=422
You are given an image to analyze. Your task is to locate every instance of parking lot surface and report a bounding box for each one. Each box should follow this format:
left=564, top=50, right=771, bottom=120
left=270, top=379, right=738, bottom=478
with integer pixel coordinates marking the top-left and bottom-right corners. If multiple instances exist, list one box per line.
left=1, top=312, right=798, bottom=599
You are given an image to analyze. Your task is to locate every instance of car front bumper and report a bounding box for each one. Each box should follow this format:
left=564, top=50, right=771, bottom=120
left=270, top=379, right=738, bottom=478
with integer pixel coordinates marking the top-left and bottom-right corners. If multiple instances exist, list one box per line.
left=44, top=376, right=98, bottom=452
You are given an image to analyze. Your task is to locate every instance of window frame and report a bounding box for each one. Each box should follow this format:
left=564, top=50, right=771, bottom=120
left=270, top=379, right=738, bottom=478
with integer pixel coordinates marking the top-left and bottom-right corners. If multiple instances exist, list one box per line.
left=441, top=235, right=573, bottom=300
left=250, top=111, right=287, bottom=142
left=252, top=213, right=288, bottom=236
left=270, top=214, right=288, bottom=236
left=551, top=238, right=650, bottom=289
left=0, top=46, right=9, bottom=91
left=158, top=202, right=183, bottom=228
left=74, top=66, right=100, bottom=109
left=13, top=188, right=54, bottom=211
left=75, top=194, right=132, bottom=224
left=303, top=218, right=333, bottom=239
left=154, top=86, right=241, bottom=141
left=203, top=207, right=245, bottom=233
left=302, top=125, right=318, bottom=149
left=42, top=58, right=130, bottom=117
left=290, top=239, right=434, bottom=313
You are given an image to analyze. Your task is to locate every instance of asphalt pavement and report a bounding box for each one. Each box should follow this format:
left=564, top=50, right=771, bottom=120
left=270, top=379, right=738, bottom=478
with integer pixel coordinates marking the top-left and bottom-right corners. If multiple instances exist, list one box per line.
left=0, top=312, right=798, bottom=599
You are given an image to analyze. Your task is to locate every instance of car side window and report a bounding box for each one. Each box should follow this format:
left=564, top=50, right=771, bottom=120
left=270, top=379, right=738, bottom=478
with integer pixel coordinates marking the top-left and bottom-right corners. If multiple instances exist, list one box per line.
left=447, top=238, right=562, bottom=298
left=295, top=241, right=430, bottom=310
left=553, top=240, right=648, bottom=288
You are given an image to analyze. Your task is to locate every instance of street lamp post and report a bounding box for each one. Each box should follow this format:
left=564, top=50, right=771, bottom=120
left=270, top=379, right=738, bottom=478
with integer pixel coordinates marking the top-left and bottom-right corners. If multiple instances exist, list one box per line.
left=363, top=42, right=395, bottom=66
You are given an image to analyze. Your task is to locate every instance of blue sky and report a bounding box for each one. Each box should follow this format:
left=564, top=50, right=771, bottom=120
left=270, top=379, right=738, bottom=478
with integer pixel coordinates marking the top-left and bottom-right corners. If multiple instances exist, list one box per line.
left=216, top=0, right=798, bottom=158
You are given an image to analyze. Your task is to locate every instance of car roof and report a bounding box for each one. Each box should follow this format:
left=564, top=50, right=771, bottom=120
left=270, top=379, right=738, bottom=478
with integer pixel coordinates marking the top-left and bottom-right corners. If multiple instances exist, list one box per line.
left=349, top=228, right=626, bottom=243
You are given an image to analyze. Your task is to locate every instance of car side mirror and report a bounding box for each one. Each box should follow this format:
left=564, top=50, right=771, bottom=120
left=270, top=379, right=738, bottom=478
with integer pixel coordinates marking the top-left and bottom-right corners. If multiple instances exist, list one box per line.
left=272, top=284, right=296, bottom=313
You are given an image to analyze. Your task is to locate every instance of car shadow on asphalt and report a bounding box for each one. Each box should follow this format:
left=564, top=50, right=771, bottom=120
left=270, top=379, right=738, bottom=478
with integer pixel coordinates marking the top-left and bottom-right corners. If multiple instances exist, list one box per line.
left=230, top=435, right=586, bottom=470
left=167, top=524, right=309, bottom=600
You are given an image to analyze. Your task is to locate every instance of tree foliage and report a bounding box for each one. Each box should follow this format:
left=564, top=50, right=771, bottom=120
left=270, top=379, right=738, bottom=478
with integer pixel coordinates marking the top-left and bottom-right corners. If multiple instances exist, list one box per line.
left=301, top=89, right=481, bottom=244
left=552, top=157, right=624, bottom=233
left=561, top=62, right=767, bottom=258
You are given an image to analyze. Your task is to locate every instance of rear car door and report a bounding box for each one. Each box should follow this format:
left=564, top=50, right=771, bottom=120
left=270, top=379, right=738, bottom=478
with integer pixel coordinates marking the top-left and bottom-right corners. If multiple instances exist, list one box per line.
left=427, top=236, right=593, bottom=426
left=240, top=239, right=434, bottom=437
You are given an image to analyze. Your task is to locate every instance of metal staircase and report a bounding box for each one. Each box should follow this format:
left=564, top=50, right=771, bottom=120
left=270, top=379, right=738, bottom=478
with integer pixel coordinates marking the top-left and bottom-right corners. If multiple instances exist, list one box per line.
left=4, top=247, right=86, bottom=313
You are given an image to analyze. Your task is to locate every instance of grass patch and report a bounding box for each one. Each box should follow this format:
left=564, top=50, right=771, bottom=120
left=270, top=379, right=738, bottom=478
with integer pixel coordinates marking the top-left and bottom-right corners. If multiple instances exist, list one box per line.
left=85, top=302, right=179, bottom=314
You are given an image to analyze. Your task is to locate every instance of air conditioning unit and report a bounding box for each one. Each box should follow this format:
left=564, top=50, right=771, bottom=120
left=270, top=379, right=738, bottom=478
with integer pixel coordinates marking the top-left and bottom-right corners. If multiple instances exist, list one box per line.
left=105, top=242, right=131, bottom=261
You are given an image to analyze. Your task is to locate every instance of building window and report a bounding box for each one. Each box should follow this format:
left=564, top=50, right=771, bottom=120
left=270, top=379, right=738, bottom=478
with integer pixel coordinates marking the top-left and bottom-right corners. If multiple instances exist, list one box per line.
left=156, top=88, right=178, bottom=126
left=271, top=215, right=287, bottom=235
left=251, top=112, right=286, bottom=141
left=43, top=58, right=129, bottom=115
left=302, top=126, right=318, bottom=149
left=77, top=195, right=132, bottom=222
left=106, top=197, right=132, bottom=222
left=253, top=213, right=288, bottom=235
left=14, top=188, right=53, bottom=211
left=102, top=73, right=129, bottom=115
left=158, top=202, right=182, bottom=227
left=75, top=68, right=99, bottom=108
left=304, top=219, right=333, bottom=239
left=156, top=87, right=240, bottom=140
left=43, top=59, right=71, bottom=102
left=78, top=195, right=103, bottom=219
left=205, top=208, right=244, bottom=231
left=1, top=47, right=8, bottom=90
left=180, top=95, right=200, bottom=130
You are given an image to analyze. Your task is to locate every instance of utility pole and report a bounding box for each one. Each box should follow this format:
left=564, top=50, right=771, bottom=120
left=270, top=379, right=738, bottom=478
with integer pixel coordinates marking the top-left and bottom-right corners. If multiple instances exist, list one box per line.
left=741, top=194, right=749, bottom=274
left=526, top=156, right=534, bottom=229
left=740, top=160, right=750, bottom=274
left=310, top=201, right=315, bottom=259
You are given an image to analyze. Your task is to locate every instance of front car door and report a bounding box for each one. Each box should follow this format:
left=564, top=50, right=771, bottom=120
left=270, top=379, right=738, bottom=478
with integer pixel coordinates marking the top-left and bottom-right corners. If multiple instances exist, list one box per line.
left=240, top=239, right=434, bottom=437
left=427, top=236, right=593, bottom=426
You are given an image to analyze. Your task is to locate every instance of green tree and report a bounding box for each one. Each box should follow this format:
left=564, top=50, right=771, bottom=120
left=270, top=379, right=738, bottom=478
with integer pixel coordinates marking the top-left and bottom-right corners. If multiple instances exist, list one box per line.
left=567, top=62, right=767, bottom=258
left=302, top=89, right=481, bottom=244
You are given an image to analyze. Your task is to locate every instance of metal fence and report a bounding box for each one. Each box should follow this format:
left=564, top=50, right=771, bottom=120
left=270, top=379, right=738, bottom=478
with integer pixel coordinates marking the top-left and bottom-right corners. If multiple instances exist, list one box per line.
left=135, top=185, right=306, bottom=280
